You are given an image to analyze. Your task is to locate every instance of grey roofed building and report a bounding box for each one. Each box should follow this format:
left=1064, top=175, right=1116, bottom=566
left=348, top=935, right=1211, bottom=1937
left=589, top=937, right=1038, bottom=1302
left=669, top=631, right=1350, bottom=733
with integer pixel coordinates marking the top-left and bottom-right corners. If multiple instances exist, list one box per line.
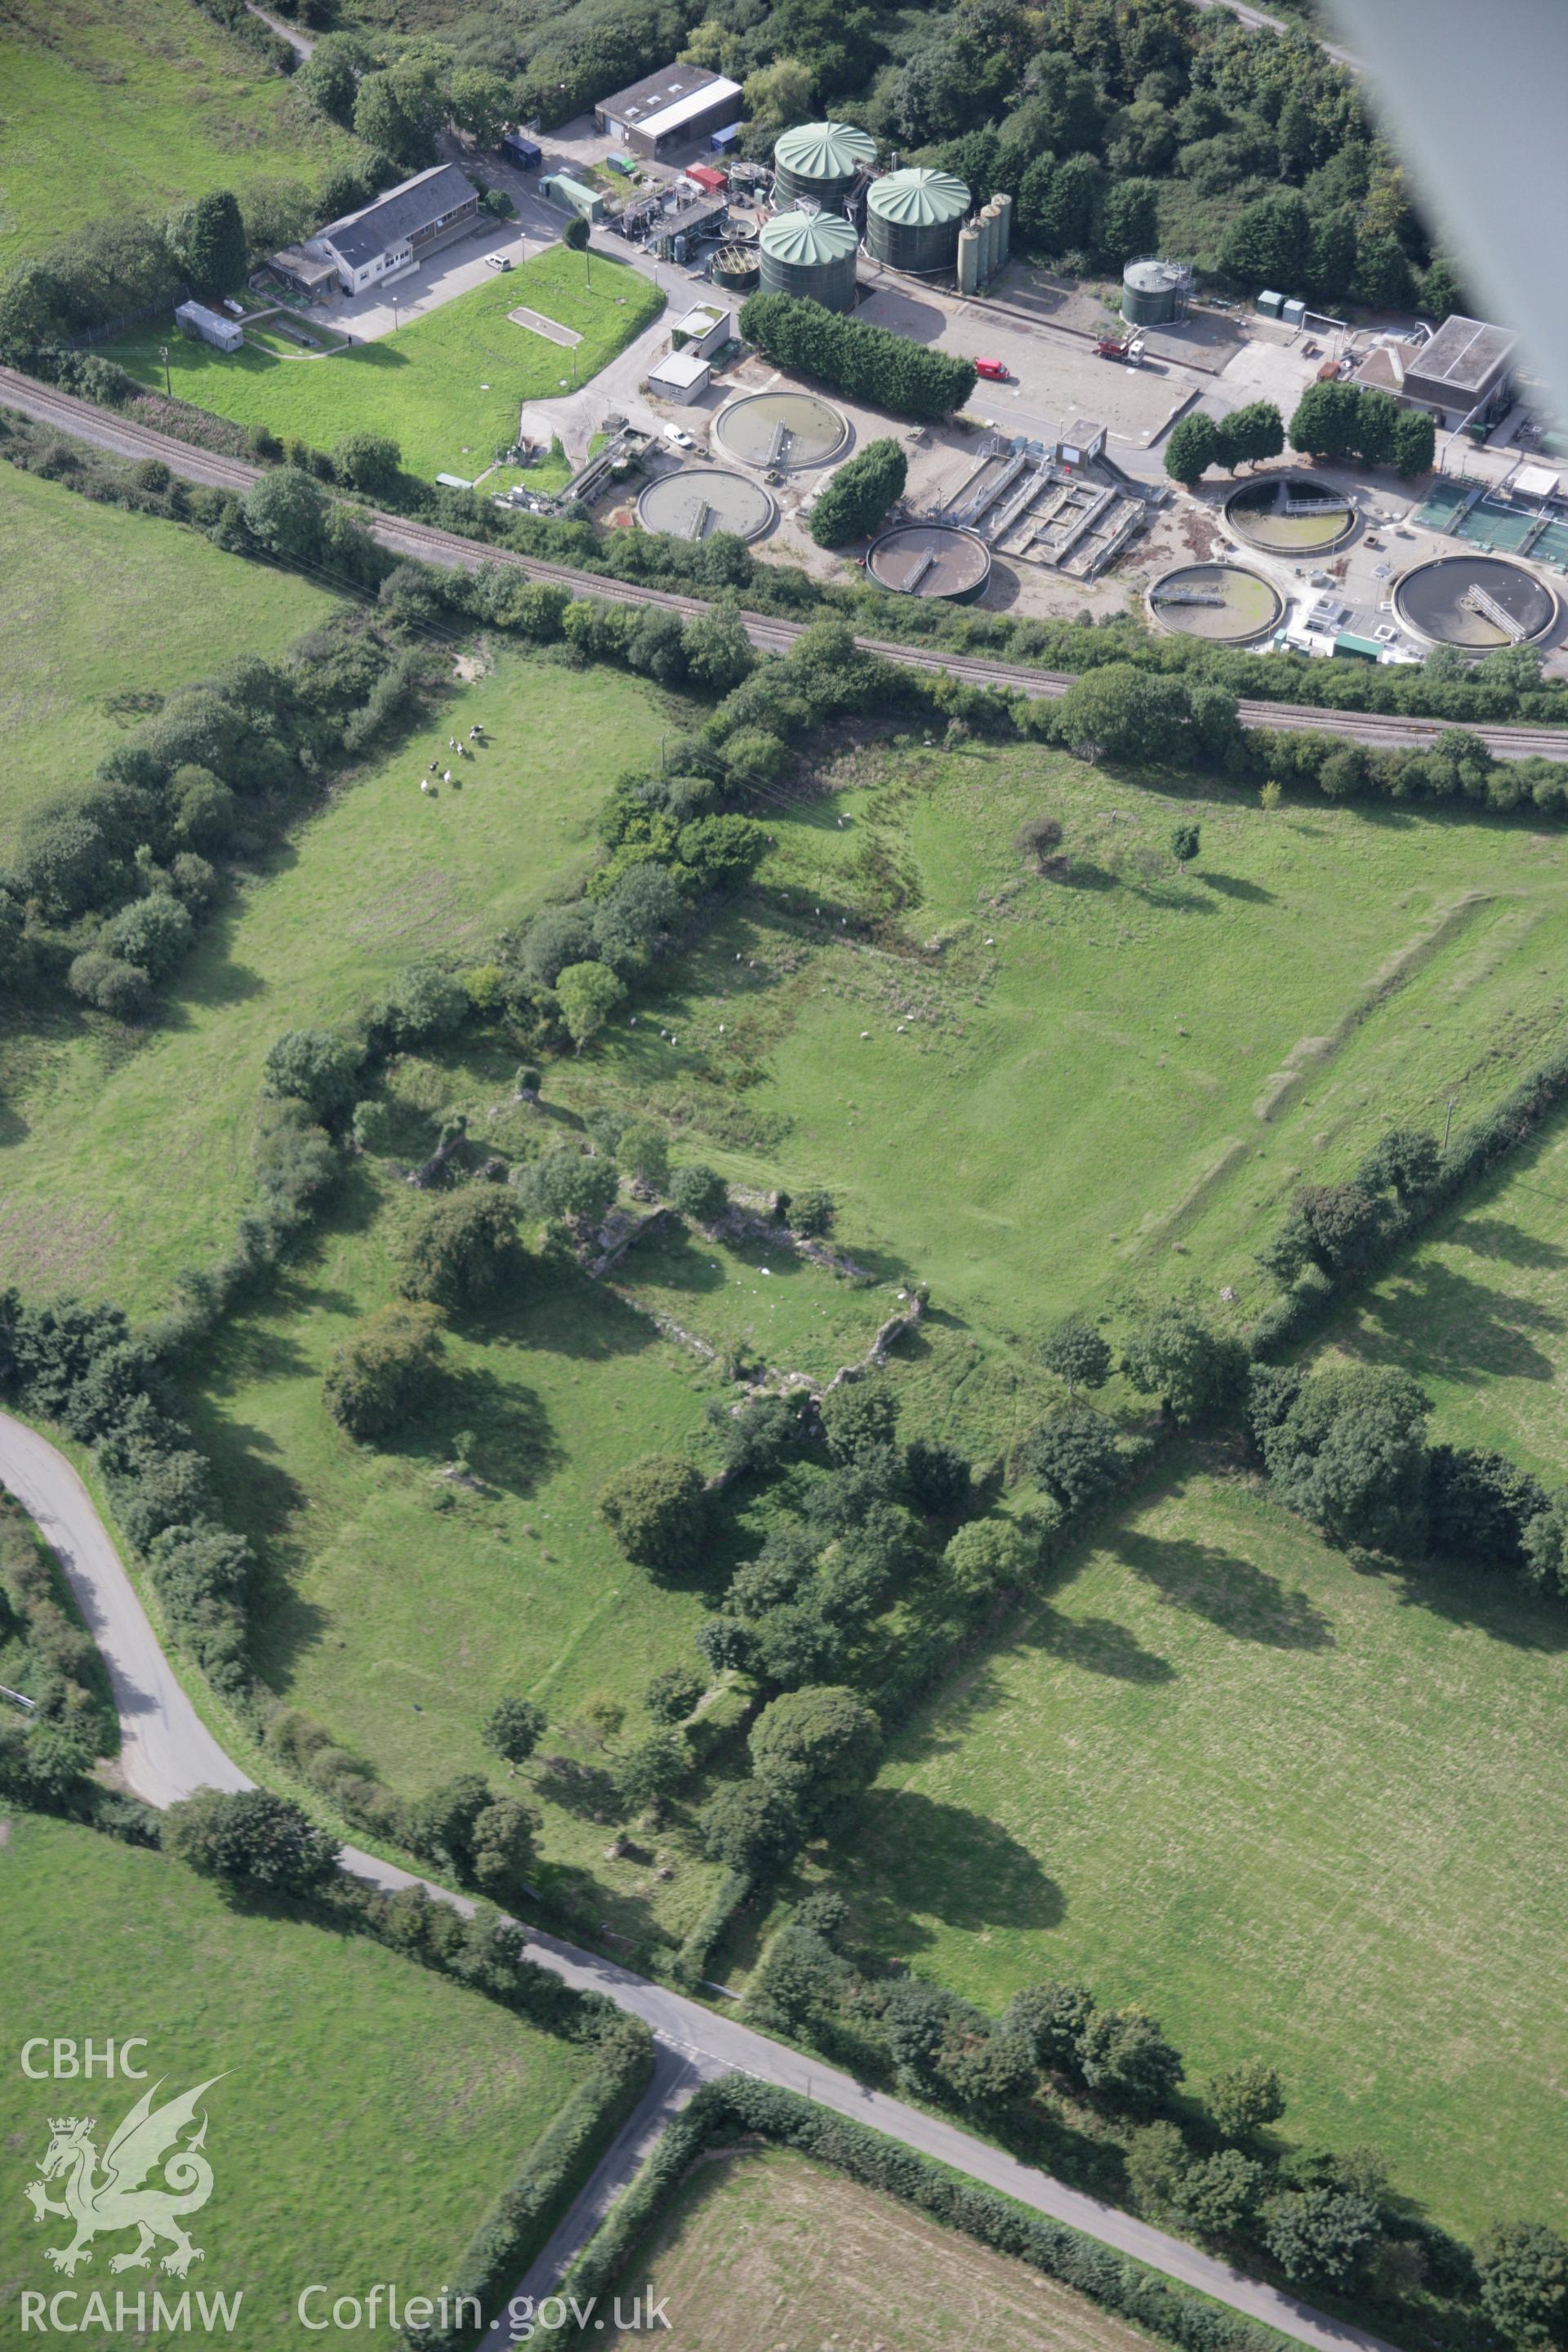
left=594, top=64, right=742, bottom=158
left=318, top=163, right=481, bottom=293
left=1401, top=314, right=1517, bottom=425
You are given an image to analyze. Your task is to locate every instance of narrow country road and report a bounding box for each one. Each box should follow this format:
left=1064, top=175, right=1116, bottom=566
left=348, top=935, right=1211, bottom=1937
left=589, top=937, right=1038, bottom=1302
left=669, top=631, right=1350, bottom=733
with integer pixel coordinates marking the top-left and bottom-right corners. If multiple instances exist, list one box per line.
left=1, top=1408, right=1402, bottom=2352
left=1180, top=0, right=1361, bottom=69
left=5, top=368, right=1568, bottom=763
left=244, top=1, right=314, bottom=59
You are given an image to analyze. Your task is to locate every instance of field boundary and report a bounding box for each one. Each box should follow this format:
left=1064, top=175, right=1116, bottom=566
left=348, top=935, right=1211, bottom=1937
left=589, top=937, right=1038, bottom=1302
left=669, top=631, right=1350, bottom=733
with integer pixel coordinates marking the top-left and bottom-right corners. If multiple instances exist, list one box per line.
left=524, top=2076, right=1348, bottom=2352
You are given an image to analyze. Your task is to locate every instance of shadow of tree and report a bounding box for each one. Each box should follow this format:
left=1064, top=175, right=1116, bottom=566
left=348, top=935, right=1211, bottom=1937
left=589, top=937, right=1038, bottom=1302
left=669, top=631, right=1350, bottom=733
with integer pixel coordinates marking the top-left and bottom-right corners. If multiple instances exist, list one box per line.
left=847, top=1786, right=1063, bottom=1936
left=1198, top=870, right=1275, bottom=903
left=532, top=1751, right=620, bottom=1821
left=1118, top=1530, right=1334, bottom=1649
left=1033, top=1606, right=1178, bottom=1682
left=1447, top=1215, right=1568, bottom=1271
left=1348, top=1260, right=1562, bottom=1386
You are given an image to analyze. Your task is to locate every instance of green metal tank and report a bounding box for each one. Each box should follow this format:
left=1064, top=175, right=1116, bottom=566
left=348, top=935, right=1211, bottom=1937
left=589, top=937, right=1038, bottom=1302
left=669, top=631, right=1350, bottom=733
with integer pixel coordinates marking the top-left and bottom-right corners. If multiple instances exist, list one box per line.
left=866, top=167, right=969, bottom=274
left=758, top=207, right=860, bottom=312
left=773, top=120, right=876, bottom=207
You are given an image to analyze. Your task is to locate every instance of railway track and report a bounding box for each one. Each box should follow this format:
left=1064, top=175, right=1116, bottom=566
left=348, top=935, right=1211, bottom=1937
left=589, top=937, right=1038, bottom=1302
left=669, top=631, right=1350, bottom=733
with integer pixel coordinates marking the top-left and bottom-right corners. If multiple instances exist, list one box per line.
left=7, top=366, right=1567, bottom=762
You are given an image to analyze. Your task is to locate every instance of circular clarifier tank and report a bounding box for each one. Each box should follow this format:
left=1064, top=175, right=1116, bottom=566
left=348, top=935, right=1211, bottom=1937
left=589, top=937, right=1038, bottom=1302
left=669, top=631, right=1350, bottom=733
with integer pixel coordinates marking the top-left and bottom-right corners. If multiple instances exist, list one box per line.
left=1392, top=553, right=1558, bottom=648
left=866, top=522, right=991, bottom=599
left=635, top=467, right=777, bottom=542
left=1148, top=561, right=1284, bottom=643
left=715, top=389, right=849, bottom=470
left=1225, top=473, right=1356, bottom=552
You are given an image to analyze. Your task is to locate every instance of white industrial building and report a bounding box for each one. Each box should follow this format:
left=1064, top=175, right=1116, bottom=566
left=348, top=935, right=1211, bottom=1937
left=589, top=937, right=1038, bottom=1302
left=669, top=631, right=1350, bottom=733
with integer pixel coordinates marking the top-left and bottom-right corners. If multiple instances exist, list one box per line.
left=594, top=65, right=743, bottom=160
left=648, top=347, right=712, bottom=404
left=668, top=304, right=732, bottom=359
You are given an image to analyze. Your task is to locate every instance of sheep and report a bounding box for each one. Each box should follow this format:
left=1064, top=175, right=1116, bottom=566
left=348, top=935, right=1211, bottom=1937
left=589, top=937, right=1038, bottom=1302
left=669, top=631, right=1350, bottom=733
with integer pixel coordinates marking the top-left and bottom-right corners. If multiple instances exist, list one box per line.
left=420, top=779, right=431, bottom=794
left=443, top=769, right=453, bottom=784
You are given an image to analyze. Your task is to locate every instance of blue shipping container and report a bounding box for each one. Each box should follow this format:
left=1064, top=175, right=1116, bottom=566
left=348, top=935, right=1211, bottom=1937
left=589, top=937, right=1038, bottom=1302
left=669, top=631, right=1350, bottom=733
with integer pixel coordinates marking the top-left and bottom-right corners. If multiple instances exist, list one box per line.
left=502, top=132, right=541, bottom=167
left=710, top=122, right=741, bottom=151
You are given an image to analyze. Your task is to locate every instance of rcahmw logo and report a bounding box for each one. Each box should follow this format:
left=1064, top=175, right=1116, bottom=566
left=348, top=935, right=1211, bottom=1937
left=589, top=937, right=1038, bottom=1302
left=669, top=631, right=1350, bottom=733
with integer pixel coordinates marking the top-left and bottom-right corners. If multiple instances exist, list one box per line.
left=17, top=2042, right=241, bottom=2334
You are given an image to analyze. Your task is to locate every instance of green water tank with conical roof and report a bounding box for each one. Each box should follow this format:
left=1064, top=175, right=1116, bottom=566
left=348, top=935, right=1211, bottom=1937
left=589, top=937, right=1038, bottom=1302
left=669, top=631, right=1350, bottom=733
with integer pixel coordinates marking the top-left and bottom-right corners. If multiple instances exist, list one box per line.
left=758, top=206, right=860, bottom=313
left=773, top=119, right=876, bottom=207
left=866, top=166, right=969, bottom=273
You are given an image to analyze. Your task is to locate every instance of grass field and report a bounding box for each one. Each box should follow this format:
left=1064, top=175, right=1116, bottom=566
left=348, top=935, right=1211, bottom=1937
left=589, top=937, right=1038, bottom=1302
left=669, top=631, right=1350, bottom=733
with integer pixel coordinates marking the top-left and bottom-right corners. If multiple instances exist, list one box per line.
left=532, top=739, right=1568, bottom=1442
left=599, top=2143, right=1169, bottom=2352
left=107, top=251, right=663, bottom=480
left=825, top=1454, right=1568, bottom=2238
left=0, top=0, right=363, bottom=266
left=0, top=644, right=675, bottom=1308
left=185, top=1185, right=730, bottom=1949
left=0, top=1811, right=588, bottom=2342
left=0, top=462, right=336, bottom=847
left=1316, top=1102, right=1568, bottom=1487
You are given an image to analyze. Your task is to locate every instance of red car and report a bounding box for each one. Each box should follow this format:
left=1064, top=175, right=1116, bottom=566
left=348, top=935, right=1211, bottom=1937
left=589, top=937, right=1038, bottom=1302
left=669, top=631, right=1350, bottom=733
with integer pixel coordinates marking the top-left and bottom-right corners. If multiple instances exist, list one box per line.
left=973, top=357, right=1009, bottom=381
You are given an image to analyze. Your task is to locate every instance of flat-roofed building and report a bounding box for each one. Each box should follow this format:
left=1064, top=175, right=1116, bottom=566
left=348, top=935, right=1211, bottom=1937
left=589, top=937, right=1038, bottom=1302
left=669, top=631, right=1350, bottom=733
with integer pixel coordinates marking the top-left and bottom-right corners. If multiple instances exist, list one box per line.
left=1401, top=314, right=1517, bottom=428
left=648, top=347, right=712, bottom=403
left=594, top=65, right=743, bottom=160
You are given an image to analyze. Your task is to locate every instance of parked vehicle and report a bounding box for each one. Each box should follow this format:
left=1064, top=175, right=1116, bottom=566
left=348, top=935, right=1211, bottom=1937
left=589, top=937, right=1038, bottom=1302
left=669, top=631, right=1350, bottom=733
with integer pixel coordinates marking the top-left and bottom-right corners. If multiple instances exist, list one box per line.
left=973, top=357, right=1009, bottom=381
left=483, top=252, right=514, bottom=272
left=662, top=423, right=697, bottom=449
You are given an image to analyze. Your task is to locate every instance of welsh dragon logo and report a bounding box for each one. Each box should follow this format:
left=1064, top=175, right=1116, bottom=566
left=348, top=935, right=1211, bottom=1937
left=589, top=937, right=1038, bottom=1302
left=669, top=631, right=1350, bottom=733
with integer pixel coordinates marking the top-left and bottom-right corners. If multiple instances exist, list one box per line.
left=23, top=2078, right=225, bottom=2278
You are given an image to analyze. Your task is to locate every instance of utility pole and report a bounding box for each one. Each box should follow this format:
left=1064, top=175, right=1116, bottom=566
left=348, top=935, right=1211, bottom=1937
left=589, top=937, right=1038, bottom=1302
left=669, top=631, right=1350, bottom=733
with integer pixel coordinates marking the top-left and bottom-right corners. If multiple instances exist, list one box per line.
left=1441, top=1095, right=1457, bottom=1152
left=159, top=344, right=171, bottom=398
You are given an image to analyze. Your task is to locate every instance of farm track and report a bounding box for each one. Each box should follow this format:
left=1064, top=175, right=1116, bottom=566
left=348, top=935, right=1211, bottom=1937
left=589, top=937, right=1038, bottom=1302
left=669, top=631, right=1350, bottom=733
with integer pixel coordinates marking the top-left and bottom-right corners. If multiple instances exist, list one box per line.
left=7, top=367, right=1568, bottom=761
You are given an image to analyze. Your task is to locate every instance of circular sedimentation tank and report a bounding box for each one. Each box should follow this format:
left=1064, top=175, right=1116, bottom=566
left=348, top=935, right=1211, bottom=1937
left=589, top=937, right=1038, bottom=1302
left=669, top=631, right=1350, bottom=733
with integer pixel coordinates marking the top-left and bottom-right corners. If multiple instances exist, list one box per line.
left=635, top=467, right=777, bottom=543
left=1148, top=562, right=1284, bottom=644
left=1392, top=553, right=1557, bottom=648
left=1225, top=473, right=1356, bottom=552
left=866, top=522, right=991, bottom=600
left=711, top=243, right=760, bottom=292
left=715, top=389, right=849, bottom=471
left=758, top=207, right=860, bottom=314
left=866, top=167, right=969, bottom=274
left=773, top=120, right=876, bottom=207
left=1122, top=256, right=1184, bottom=327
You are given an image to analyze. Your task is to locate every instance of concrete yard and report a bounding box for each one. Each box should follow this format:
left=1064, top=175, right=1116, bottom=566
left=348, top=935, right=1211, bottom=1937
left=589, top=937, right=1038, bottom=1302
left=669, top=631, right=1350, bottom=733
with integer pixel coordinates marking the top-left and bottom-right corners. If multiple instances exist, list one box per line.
left=854, top=278, right=1195, bottom=447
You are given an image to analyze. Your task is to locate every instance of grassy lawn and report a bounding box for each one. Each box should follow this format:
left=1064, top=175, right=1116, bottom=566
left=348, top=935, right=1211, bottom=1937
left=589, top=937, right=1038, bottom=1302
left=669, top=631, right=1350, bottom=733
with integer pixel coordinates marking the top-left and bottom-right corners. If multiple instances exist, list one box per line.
left=0, top=0, right=364, bottom=267
left=0, top=647, right=675, bottom=1308
left=107, top=250, right=663, bottom=480
left=0, top=463, right=336, bottom=849
left=0, top=1811, right=588, bottom=2343
left=599, top=2142, right=1169, bottom=2352
left=1316, top=1103, right=1568, bottom=1486
left=540, top=742, right=1568, bottom=1450
left=609, top=1221, right=898, bottom=1387
left=826, top=1455, right=1568, bottom=2239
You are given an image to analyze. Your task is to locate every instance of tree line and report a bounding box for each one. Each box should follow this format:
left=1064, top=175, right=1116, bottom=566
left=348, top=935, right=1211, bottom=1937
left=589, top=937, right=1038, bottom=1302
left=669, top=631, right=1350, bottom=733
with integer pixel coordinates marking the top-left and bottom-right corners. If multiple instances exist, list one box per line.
left=1164, top=383, right=1434, bottom=488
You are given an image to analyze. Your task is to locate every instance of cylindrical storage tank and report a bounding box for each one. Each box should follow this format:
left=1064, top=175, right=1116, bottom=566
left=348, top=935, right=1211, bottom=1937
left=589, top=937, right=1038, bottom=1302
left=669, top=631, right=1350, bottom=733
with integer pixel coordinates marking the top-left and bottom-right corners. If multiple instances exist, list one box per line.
left=974, top=203, right=995, bottom=282
left=773, top=119, right=876, bottom=208
left=956, top=221, right=982, bottom=296
left=758, top=207, right=860, bottom=313
left=992, top=189, right=1013, bottom=265
left=866, top=167, right=969, bottom=274
left=1121, top=256, right=1183, bottom=327
left=980, top=199, right=1002, bottom=278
